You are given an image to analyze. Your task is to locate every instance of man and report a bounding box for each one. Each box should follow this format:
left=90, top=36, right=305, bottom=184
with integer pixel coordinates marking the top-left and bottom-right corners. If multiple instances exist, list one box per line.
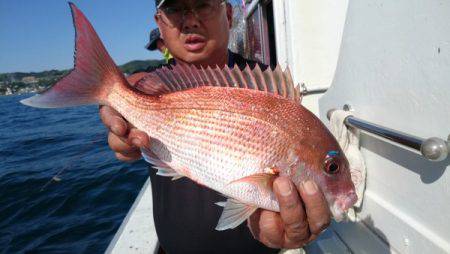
left=146, top=28, right=174, bottom=63
left=146, top=28, right=165, bottom=52
left=100, top=0, right=331, bottom=252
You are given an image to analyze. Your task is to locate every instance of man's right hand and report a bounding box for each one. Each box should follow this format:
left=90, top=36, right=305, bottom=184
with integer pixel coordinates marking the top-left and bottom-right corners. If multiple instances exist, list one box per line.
left=99, top=105, right=150, bottom=162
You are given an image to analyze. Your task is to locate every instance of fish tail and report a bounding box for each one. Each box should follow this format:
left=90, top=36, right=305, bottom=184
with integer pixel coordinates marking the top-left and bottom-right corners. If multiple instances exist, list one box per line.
left=21, top=3, right=126, bottom=108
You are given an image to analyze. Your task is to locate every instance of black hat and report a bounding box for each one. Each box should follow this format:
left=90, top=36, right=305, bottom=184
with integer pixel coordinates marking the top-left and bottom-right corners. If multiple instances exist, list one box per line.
left=145, top=28, right=161, bottom=51
left=155, top=0, right=166, bottom=8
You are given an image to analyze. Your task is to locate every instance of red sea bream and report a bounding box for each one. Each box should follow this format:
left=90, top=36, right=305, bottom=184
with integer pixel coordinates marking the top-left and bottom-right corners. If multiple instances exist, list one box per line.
left=21, top=3, right=357, bottom=230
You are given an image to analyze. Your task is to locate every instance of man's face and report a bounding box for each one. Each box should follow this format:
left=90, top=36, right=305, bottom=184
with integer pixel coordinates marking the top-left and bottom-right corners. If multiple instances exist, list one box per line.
left=155, top=0, right=232, bottom=67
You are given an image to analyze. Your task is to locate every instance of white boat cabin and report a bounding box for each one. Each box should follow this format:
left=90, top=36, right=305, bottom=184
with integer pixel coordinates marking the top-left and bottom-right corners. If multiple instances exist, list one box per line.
left=235, top=0, right=450, bottom=253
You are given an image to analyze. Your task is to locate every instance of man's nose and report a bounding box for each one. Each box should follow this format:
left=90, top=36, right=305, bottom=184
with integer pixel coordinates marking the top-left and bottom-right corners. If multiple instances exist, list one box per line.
left=182, top=10, right=200, bottom=29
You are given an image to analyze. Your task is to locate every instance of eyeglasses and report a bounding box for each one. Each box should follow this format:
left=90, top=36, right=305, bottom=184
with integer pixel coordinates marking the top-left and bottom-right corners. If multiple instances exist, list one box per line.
left=157, top=0, right=226, bottom=28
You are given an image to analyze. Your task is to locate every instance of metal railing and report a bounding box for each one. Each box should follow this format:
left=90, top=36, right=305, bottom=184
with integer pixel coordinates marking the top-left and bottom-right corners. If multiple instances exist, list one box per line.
left=327, top=108, right=449, bottom=162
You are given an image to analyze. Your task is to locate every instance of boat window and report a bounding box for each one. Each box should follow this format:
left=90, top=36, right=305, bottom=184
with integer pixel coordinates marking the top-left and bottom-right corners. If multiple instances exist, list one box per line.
left=245, top=0, right=277, bottom=66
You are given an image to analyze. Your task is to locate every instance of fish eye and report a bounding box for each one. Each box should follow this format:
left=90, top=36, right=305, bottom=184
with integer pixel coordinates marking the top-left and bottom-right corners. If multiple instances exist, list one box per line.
left=324, top=157, right=340, bottom=174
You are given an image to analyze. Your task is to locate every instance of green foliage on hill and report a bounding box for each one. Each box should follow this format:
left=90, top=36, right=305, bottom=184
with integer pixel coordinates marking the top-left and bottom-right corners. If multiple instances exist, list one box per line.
left=119, top=59, right=165, bottom=74
left=0, top=59, right=165, bottom=95
left=0, top=70, right=70, bottom=83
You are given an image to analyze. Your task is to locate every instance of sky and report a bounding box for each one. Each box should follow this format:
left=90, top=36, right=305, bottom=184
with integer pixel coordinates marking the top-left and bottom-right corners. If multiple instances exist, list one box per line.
left=0, top=0, right=162, bottom=73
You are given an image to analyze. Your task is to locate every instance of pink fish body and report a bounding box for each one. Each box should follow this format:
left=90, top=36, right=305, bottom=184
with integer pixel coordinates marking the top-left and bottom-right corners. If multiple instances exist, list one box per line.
left=21, top=3, right=357, bottom=230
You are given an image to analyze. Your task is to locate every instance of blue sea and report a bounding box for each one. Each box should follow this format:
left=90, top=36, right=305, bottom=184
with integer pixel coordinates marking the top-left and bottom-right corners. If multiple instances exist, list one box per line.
left=0, top=94, right=149, bottom=253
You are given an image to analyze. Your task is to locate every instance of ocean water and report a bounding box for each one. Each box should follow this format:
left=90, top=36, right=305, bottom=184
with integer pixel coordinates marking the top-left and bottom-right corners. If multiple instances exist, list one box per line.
left=0, top=94, right=148, bottom=253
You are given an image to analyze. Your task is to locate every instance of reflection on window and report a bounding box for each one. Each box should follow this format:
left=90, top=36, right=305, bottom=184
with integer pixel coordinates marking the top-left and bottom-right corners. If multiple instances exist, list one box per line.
left=228, top=2, right=246, bottom=57
left=246, top=6, right=264, bottom=63
left=228, top=0, right=277, bottom=66
left=244, top=0, right=276, bottom=66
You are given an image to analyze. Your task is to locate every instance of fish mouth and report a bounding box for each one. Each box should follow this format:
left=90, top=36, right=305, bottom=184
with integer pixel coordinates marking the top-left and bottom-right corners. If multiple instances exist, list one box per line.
left=184, top=34, right=207, bottom=52
left=330, top=191, right=358, bottom=221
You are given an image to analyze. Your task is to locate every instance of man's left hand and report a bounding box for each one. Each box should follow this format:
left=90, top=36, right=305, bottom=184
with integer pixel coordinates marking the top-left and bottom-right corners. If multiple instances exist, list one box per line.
left=247, top=177, right=331, bottom=249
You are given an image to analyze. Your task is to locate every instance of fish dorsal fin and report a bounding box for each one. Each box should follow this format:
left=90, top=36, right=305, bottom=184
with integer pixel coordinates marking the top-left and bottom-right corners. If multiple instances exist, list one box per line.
left=134, top=70, right=172, bottom=95
left=135, top=63, right=302, bottom=103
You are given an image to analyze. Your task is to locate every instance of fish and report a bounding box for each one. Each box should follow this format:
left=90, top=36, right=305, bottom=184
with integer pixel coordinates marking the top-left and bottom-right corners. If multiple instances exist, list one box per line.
left=21, top=3, right=357, bottom=230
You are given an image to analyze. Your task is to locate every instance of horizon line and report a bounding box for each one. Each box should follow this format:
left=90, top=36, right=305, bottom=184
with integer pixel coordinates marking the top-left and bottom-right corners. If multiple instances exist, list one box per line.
left=0, top=58, right=164, bottom=75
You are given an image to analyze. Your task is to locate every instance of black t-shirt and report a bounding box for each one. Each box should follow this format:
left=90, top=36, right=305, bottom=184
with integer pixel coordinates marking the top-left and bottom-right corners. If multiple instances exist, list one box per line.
left=147, top=51, right=279, bottom=254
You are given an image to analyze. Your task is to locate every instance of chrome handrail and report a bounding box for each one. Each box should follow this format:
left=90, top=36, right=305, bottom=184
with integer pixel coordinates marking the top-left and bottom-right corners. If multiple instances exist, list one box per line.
left=327, top=109, right=449, bottom=162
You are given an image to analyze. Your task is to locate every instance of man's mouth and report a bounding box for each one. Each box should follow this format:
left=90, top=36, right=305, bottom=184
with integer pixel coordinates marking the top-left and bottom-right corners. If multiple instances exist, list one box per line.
left=184, top=34, right=207, bottom=52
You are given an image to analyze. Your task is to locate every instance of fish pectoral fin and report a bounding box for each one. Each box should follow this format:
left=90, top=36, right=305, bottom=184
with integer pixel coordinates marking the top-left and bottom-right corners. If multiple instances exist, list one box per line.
left=141, top=147, right=168, bottom=167
left=228, top=173, right=277, bottom=193
left=215, top=198, right=258, bottom=231
left=141, top=148, right=184, bottom=180
left=154, top=166, right=182, bottom=178
left=171, top=175, right=184, bottom=181
left=215, top=201, right=227, bottom=207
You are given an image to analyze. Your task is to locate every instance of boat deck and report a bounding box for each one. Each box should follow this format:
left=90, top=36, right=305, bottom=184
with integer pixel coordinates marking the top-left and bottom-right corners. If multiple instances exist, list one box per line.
left=105, top=178, right=360, bottom=254
left=106, top=179, right=158, bottom=254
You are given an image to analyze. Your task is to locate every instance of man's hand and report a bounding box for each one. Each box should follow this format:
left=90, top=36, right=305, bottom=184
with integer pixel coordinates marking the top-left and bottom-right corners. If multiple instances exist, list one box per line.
left=248, top=177, right=330, bottom=249
left=99, top=105, right=150, bottom=161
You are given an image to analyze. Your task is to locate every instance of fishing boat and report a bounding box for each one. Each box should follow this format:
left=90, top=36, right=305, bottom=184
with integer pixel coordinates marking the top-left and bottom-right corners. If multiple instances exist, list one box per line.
left=107, top=0, right=450, bottom=253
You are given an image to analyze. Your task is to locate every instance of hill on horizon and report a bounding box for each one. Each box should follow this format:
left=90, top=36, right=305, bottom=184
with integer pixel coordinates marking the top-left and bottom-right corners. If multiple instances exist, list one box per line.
left=0, top=59, right=165, bottom=96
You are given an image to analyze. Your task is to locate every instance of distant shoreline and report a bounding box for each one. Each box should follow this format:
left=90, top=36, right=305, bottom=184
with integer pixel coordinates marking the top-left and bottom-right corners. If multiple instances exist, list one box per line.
left=0, top=59, right=164, bottom=96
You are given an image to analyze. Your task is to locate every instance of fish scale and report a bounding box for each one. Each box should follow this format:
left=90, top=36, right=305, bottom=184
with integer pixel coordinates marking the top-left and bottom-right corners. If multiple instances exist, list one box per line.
left=109, top=91, right=294, bottom=205
left=110, top=85, right=317, bottom=211
left=21, top=3, right=357, bottom=231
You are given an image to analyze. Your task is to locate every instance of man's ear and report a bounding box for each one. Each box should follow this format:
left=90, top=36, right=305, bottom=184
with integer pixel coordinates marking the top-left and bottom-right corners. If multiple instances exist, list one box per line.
left=226, top=3, right=233, bottom=29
